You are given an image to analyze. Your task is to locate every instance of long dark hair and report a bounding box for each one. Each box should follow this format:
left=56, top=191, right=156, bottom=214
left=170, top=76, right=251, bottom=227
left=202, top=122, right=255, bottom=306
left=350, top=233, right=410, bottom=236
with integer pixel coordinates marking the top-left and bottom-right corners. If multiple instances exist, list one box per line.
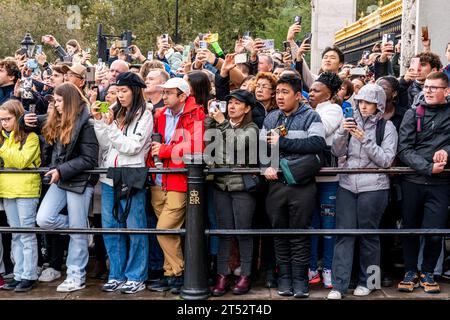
left=186, top=71, right=211, bottom=111
left=113, top=85, right=146, bottom=128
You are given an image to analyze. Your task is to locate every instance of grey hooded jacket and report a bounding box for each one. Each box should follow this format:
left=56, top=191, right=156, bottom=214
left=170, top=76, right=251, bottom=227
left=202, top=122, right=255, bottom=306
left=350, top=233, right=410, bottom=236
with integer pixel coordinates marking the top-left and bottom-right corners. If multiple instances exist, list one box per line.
left=332, top=84, right=398, bottom=193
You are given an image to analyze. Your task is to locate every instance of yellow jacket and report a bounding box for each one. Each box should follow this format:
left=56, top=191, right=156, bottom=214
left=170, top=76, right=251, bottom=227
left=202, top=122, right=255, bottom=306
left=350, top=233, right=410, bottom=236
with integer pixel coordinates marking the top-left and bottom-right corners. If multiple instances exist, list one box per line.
left=0, top=131, right=41, bottom=198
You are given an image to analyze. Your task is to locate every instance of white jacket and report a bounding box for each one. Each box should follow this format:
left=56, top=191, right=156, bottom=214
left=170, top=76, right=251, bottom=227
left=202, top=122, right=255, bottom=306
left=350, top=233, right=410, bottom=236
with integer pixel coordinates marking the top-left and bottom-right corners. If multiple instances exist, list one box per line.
left=94, top=108, right=153, bottom=186
left=315, top=101, right=343, bottom=183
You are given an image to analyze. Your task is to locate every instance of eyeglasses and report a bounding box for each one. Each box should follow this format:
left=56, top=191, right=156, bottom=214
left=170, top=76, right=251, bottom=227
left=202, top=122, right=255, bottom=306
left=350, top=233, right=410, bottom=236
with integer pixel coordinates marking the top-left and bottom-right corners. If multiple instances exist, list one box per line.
left=423, top=85, right=447, bottom=93
left=256, top=84, right=273, bottom=90
left=0, top=117, right=13, bottom=123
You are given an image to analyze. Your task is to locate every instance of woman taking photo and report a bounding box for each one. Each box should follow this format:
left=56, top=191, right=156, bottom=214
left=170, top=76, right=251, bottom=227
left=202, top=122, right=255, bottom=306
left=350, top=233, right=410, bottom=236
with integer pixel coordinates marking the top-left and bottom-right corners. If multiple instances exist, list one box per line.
left=205, top=89, right=259, bottom=296
left=33, top=82, right=99, bottom=293
left=92, top=72, right=153, bottom=294
left=328, top=84, right=398, bottom=299
left=0, top=100, right=41, bottom=292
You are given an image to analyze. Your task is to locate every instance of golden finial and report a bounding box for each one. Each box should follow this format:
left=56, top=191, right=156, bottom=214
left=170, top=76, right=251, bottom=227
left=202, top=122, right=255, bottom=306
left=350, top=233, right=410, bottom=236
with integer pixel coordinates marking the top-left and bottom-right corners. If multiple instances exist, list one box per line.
left=378, top=0, right=384, bottom=7
left=360, top=11, right=365, bottom=19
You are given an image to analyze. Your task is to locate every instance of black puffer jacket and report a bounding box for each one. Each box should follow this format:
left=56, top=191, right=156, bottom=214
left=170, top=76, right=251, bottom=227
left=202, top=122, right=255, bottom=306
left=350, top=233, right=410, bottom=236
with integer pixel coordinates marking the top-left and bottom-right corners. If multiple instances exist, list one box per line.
left=398, top=96, right=450, bottom=185
left=22, top=106, right=99, bottom=186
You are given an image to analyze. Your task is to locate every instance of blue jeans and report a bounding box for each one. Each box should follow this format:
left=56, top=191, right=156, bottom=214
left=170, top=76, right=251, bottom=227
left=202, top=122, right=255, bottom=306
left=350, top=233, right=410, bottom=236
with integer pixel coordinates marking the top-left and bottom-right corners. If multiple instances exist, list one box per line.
left=4, top=198, right=40, bottom=281
left=36, top=184, right=94, bottom=283
left=310, top=181, right=338, bottom=271
left=101, top=183, right=149, bottom=282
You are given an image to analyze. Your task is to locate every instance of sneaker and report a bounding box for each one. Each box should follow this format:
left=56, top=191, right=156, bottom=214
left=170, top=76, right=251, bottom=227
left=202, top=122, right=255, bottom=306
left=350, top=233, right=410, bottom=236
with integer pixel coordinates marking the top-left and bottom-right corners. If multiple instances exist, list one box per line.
left=102, top=280, right=125, bottom=292
left=39, top=268, right=62, bottom=282
left=148, top=276, right=174, bottom=292
left=398, top=271, right=419, bottom=292
left=56, top=279, right=86, bottom=292
left=322, top=269, right=333, bottom=289
left=2, top=279, right=21, bottom=290
left=327, top=290, right=342, bottom=300
left=419, top=272, right=440, bottom=294
left=15, top=280, right=38, bottom=292
left=0, top=276, right=5, bottom=289
left=308, top=269, right=320, bottom=285
left=353, top=285, right=372, bottom=296
left=120, top=281, right=146, bottom=294
left=3, top=272, right=14, bottom=280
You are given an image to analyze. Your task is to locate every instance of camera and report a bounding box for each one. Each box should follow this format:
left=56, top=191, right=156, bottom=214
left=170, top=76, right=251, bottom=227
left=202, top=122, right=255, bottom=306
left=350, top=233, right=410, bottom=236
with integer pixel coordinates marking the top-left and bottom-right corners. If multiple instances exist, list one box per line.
left=210, top=101, right=227, bottom=113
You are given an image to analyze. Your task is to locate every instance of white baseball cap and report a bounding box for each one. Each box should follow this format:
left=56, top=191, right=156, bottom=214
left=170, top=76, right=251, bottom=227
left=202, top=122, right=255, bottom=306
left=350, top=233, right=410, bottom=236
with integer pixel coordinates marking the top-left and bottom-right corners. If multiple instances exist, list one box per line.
left=158, top=77, right=190, bottom=96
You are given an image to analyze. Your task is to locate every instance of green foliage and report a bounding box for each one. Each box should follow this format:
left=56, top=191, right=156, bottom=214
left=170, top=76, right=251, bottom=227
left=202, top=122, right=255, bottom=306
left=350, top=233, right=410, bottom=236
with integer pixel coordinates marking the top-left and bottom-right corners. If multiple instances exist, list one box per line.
left=0, top=0, right=306, bottom=59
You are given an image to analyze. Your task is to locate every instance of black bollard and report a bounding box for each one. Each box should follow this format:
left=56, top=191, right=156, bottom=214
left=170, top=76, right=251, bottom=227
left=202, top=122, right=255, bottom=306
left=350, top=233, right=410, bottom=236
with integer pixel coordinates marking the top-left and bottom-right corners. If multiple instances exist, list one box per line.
left=180, top=153, right=209, bottom=300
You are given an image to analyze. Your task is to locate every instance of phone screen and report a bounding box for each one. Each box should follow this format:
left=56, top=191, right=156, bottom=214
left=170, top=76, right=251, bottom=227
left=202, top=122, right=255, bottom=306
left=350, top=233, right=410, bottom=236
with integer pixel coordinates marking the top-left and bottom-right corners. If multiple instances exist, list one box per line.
left=234, top=53, right=247, bottom=64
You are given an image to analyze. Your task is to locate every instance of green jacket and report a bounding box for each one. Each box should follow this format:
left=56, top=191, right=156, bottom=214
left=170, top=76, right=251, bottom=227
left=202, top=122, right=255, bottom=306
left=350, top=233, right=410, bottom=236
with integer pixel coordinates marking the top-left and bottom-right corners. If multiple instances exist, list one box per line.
left=0, top=131, right=41, bottom=198
left=205, top=117, right=259, bottom=192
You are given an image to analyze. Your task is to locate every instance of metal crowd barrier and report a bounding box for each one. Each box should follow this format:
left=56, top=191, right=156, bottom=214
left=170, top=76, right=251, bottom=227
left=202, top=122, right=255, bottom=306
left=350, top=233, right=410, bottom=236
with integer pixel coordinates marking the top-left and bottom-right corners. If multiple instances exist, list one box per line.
left=1, top=155, right=450, bottom=299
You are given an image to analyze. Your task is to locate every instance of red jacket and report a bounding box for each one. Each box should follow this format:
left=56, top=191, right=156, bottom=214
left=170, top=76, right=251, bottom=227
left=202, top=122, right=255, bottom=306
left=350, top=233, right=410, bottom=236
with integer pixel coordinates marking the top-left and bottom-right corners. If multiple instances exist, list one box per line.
left=147, top=96, right=205, bottom=192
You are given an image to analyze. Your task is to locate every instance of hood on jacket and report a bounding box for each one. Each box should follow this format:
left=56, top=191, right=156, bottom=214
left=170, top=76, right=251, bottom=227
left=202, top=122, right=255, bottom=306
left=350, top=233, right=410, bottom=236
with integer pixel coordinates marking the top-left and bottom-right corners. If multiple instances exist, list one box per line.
left=354, top=84, right=387, bottom=115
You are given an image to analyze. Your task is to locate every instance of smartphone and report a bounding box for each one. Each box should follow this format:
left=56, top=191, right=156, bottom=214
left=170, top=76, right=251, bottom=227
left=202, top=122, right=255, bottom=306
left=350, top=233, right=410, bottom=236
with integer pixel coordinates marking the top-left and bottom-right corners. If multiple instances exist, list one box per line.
left=85, top=48, right=91, bottom=54
left=362, top=50, right=371, bottom=59
left=283, top=41, right=291, bottom=52
left=36, top=45, right=43, bottom=55
left=210, top=101, right=227, bottom=113
left=29, top=104, right=36, bottom=113
left=115, top=40, right=127, bottom=48
left=85, top=66, right=96, bottom=83
left=26, top=59, right=38, bottom=70
left=304, top=33, right=312, bottom=45
left=242, top=31, right=251, bottom=39
left=421, top=26, right=429, bottom=41
left=343, top=106, right=354, bottom=119
left=198, top=33, right=204, bottom=41
left=63, top=55, right=72, bottom=63
left=294, top=15, right=302, bottom=25
left=182, top=46, right=190, bottom=61
left=199, top=41, right=208, bottom=49
left=98, top=102, right=110, bottom=113
left=382, top=33, right=396, bottom=51
left=262, top=39, right=275, bottom=51
left=234, top=53, right=248, bottom=64
left=162, top=33, right=169, bottom=42
left=410, top=57, right=420, bottom=73
left=147, top=51, right=153, bottom=61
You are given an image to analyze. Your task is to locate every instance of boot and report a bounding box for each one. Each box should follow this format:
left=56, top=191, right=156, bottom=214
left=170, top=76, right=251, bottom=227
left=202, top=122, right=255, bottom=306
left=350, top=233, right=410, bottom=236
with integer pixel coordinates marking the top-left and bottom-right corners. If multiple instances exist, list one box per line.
left=212, top=274, right=230, bottom=296
left=292, top=264, right=309, bottom=298
left=277, top=264, right=293, bottom=296
left=232, top=275, right=251, bottom=295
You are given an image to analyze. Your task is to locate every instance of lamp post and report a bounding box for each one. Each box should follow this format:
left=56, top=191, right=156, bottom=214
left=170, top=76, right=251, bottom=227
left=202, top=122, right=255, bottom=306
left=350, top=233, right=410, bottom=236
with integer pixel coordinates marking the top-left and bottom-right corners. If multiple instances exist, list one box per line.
left=21, top=31, right=36, bottom=58
left=175, top=0, right=180, bottom=43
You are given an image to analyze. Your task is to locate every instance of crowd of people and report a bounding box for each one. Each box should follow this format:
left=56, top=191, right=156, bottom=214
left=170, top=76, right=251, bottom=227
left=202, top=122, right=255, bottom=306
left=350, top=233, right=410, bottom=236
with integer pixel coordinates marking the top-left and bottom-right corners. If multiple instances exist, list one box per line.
left=0, top=20, right=449, bottom=300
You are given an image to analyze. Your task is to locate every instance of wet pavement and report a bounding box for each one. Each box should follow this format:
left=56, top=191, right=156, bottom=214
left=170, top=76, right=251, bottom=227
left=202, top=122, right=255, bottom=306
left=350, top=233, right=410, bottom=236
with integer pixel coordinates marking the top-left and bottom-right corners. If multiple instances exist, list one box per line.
left=1, top=275, right=449, bottom=300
